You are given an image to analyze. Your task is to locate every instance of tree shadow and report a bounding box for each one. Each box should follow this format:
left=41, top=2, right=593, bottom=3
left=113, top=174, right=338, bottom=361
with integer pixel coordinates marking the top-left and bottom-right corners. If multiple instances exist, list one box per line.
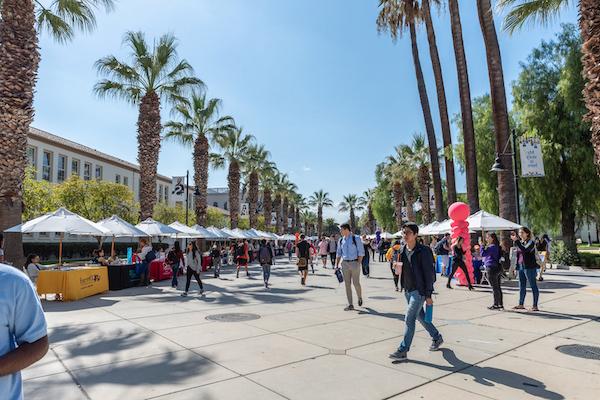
left=404, top=348, right=564, bottom=400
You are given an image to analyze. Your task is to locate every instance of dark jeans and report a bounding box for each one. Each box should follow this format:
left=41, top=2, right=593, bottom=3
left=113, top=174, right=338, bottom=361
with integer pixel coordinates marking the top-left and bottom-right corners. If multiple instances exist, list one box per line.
left=447, top=259, right=472, bottom=287
left=518, top=267, right=539, bottom=307
left=488, top=267, right=503, bottom=306
left=261, top=263, right=271, bottom=283
left=379, top=251, right=385, bottom=262
left=171, top=262, right=180, bottom=287
left=390, top=263, right=399, bottom=289
left=185, top=268, right=203, bottom=292
left=329, top=252, right=336, bottom=265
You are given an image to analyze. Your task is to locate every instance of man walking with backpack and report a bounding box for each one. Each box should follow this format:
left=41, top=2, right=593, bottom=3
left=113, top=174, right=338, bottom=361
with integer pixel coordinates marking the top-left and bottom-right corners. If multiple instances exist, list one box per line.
left=389, top=222, right=443, bottom=362
left=258, top=240, right=275, bottom=288
left=335, top=224, right=365, bottom=311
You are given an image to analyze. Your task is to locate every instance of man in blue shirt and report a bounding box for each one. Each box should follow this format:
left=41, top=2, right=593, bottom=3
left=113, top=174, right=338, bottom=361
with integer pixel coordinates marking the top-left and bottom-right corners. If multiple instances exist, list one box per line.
left=335, top=223, right=365, bottom=311
left=0, top=263, right=48, bottom=400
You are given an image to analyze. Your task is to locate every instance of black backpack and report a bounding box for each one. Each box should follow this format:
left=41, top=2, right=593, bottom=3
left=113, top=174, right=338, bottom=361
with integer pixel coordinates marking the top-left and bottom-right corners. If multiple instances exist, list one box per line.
left=145, top=249, right=157, bottom=263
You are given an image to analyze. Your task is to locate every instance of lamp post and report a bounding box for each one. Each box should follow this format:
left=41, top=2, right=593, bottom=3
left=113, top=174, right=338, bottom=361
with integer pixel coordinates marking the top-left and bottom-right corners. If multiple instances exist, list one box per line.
left=490, top=128, right=520, bottom=224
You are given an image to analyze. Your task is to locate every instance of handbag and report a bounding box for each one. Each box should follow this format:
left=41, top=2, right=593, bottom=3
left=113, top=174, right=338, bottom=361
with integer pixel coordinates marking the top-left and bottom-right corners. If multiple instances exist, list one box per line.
left=297, top=257, right=307, bottom=268
left=334, top=267, right=344, bottom=283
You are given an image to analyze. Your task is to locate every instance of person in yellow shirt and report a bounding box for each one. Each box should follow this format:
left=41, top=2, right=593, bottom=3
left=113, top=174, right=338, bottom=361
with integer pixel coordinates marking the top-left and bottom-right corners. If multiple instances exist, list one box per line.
left=386, top=240, right=403, bottom=291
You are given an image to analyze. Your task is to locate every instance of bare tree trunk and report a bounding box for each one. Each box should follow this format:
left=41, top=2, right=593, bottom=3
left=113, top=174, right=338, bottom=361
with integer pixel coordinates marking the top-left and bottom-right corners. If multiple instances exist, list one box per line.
left=409, top=20, right=444, bottom=221
left=404, top=179, right=417, bottom=223
left=418, top=164, right=432, bottom=224
left=393, top=181, right=403, bottom=230
left=560, top=160, right=577, bottom=254
left=263, top=188, right=272, bottom=230
left=248, top=171, right=258, bottom=228
left=282, top=197, right=289, bottom=234
left=422, top=0, right=456, bottom=206
left=317, top=206, right=323, bottom=238
left=477, top=0, right=516, bottom=222
left=228, top=160, right=240, bottom=228
left=138, top=92, right=161, bottom=220
left=274, top=194, right=282, bottom=234
left=0, top=0, right=39, bottom=266
left=449, top=0, right=479, bottom=213
left=194, top=135, right=209, bottom=225
left=350, top=209, right=356, bottom=230
left=581, top=0, right=600, bottom=174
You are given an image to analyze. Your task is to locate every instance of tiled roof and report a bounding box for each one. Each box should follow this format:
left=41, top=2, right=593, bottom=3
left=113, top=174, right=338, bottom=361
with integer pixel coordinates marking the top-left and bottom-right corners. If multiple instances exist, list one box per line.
left=29, top=127, right=172, bottom=182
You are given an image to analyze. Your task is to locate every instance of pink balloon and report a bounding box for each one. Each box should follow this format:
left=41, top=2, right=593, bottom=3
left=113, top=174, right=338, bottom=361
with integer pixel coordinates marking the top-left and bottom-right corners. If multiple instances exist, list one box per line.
left=448, top=202, right=470, bottom=221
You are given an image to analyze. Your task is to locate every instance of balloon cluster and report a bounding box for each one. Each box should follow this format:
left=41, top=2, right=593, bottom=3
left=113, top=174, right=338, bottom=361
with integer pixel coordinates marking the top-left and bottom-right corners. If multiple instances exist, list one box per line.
left=448, top=202, right=474, bottom=286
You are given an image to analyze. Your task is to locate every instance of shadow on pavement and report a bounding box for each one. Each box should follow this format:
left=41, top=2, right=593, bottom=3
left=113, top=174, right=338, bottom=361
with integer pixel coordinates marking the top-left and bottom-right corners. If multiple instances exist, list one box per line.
left=404, top=348, right=564, bottom=400
left=358, top=307, right=405, bottom=321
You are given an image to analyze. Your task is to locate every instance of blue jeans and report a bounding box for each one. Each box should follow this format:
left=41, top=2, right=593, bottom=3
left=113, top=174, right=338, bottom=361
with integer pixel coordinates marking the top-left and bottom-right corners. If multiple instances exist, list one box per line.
left=518, top=267, right=539, bottom=307
left=171, top=262, right=180, bottom=287
left=399, top=290, right=441, bottom=352
left=262, top=263, right=271, bottom=283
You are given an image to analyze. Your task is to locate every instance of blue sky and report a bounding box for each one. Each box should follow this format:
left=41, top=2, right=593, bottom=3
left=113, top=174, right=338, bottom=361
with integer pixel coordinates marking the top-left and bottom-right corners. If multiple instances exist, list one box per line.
left=33, top=0, right=577, bottom=221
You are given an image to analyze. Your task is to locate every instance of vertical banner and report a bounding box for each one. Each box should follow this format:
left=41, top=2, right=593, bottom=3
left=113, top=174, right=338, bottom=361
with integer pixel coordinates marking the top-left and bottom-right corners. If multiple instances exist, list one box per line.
left=287, top=217, right=292, bottom=228
left=271, top=212, right=277, bottom=225
left=171, top=176, right=186, bottom=202
left=240, top=203, right=249, bottom=217
left=520, top=137, right=545, bottom=177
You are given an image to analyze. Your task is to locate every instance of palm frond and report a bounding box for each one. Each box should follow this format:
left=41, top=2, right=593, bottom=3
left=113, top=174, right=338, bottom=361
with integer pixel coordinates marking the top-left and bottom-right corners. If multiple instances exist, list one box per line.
left=498, top=0, right=571, bottom=33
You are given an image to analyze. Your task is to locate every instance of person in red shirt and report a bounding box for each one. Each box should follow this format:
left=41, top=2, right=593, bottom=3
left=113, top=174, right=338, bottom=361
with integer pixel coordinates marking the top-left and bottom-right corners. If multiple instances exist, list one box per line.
left=236, top=239, right=250, bottom=278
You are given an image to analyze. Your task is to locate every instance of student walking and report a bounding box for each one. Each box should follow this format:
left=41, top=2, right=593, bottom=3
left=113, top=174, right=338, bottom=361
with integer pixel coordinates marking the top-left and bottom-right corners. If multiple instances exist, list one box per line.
left=385, top=240, right=403, bottom=291
left=480, top=233, right=503, bottom=310
left=335, top=224, right=364, bottom=311
left=328, top=235, right=338, bottom=266
left=286, top=240, right=294, bottom=261
left=166, top=241, right=185, bottom=288
left=181, top=242, right=203, bottom=297
left=296, top=235, right=311, bottom=285
left=512, top=228, right=540, bottom=311
left=210, top=245, right=221, bottom=278
left=236, top=239, right=250, bottom=278
left=446, top=236, right=474, bottom=290
left=389, top=223, right=443, bottom=362
left=258, top=240, right=275, bottom=288
left=318, top=236, right=329, bottom=268
left=361, top=235, right=371, bottom=277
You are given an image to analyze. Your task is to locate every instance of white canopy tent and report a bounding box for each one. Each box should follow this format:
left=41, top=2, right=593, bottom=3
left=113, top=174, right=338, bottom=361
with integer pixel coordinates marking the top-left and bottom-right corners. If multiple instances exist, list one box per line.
left=97, top=215, right=147, bottom=257
left=191, top=225, right=220, bottom=239
left=5, top=207, right=109, bottom=263
left=466, top=210, right=522, bottom=231
left=206, top=226, right=232, bottom=240
left=221, top=228, right=246, bottom=239
left=135, top=218, right=181, bottom=238
left=278, top=234, right=296, bottom=241
left=168, top=222, right=203, bottom=238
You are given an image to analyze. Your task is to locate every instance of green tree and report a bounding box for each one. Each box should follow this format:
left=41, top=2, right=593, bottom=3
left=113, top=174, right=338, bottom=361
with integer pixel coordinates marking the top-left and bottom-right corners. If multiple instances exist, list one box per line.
left=512, top=24, right=599, bottom=252
left=22, top=169, right=57, bottom=221
left=94, top=31, right=202, bottom=220
left=372, top=162, right=396, bottom=232
left=0, top=0, right=115, bottom=265
left=242, top=144, right=271, bottom=229
left=308, top=190, right=333, bottom=238
left=206, top=207, right=228, bottom=228
left=164, top=93, right=235, bottom=226
left=339, top=194, right=366, bottom=229
left=153, top=203, right=186, bottom=225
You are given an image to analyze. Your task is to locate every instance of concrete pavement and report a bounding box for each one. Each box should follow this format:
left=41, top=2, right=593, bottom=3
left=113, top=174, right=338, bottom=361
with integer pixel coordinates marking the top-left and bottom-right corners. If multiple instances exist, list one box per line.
left=23, top=258, right=600, bottom=399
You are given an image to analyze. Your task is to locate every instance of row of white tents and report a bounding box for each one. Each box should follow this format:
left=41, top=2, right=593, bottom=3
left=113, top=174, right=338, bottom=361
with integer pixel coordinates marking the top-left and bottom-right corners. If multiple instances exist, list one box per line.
left=4, top=207, right=298, bottom=263
left=367, top=210, right=522, bottom=240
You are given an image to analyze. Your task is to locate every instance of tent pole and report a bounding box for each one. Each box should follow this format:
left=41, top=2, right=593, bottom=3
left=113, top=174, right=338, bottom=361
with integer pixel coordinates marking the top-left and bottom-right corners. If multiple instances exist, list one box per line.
left=59, top=234, right=64, bottom=265
left=111, top=236, right=116, bottom=258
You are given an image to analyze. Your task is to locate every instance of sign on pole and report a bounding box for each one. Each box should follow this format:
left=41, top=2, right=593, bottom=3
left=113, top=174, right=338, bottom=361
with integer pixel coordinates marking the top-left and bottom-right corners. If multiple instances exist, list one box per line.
left=519, top=138, right=545, bottom=177
left=271, top=212, right=277, bottom=225
left=240, top=203, right=249, bottom=217
left=171, top=176, right=185, bottom=202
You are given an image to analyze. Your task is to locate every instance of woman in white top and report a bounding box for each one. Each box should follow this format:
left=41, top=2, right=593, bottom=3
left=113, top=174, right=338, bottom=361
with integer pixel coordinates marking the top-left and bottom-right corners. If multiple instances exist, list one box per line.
left=181, top=242, right=203, bottom=297
left=25, top=254, right=43, bottom=284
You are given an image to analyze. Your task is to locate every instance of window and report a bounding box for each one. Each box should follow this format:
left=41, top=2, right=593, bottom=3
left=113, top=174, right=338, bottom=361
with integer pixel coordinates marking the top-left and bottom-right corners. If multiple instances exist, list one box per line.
left=71, top=159, right=80, bottom=177
left=83, top=163, right=92, bottom=181
left=42, top=151, right=52, bottom=181
left=115, top=174, right=121, bottom=184
left=158, top=185, right=164, bottom=202
left=57, top=155, right=67, bottom=182
left=213, top=202, right=218, bottom=208
left=27, top=146, right=37, bottom=169
left=123, top=176, right=129, bottom=186
left=95, top=165, right=103, bottom=180
left=164, top=187, right=169, bottom=203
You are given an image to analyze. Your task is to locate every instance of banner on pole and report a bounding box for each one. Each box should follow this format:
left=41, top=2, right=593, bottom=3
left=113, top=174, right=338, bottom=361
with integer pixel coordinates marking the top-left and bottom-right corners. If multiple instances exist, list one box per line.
left=520, top=138, right=545, bottom=177
left=271, top=212, right=277, bottom=225
left=288, top=217, right=292, bottom=228
left=171, top=176, right=186, bottom=202
left=240, top=203, right=249, bottom=216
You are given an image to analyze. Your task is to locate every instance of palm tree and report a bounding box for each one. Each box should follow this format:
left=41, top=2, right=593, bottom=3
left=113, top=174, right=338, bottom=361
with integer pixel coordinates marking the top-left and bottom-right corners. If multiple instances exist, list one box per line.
left=302, top=210, right=318, bottom=236
left=272, top=172, right=290, bottom=234
left=363, top=189, right=376, bottom=234
left=281, top=181, right=298, bottom=233
left=164, top=93, right=234, bottom=225
left=242, top=145, right=271, bottom=229
left=308, top=190, right=334, bottom=238
left=293, top=193, right=307, bottom=231
left=395, top=144, right=419, bottom=222
left=95, top=32, right=203, bottom=220
left=339, top=194, right=366, bottom=229
left=0, top=0, right=114, bottom=265
left=384, top=159, right=405, bottom=230
left=377, top=0, right=444, bottom=221
left=447, top=0, right=480, bottom=213
left=498, top=0, right=600, bottom=176
left=410, top=134, right=432, bottom=224
left=212, top=127, right=254, bottom=228
left=421, top=0, right=457, bottom=205
left=261, top=165, right=278, bottom=231
left=476, top=0, right=517, bottom=222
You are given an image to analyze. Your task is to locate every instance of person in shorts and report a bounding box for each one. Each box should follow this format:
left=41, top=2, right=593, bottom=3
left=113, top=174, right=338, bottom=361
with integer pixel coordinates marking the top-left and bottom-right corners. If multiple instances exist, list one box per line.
left=318, top=235, right=329, bottom=268
left=296, top=234, right=311, bottom=285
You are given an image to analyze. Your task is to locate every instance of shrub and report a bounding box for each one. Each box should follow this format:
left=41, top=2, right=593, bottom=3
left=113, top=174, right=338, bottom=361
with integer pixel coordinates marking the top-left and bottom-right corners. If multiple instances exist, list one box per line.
left=552, top=240, right=577, bottom=266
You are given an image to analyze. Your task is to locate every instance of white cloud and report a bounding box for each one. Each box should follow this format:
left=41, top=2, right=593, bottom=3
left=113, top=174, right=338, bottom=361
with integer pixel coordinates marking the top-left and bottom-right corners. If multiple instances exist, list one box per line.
left=302, top=166, right=311, bottom=172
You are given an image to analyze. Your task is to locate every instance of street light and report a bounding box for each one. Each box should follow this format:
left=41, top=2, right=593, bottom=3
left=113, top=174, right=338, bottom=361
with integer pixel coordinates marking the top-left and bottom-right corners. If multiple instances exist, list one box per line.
left=490, top=128, right=521, bottom=224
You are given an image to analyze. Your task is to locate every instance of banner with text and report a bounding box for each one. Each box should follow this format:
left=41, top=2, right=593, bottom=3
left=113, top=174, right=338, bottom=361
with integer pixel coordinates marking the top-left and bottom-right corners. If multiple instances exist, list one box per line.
left=520, top=138, right=545, bottom=177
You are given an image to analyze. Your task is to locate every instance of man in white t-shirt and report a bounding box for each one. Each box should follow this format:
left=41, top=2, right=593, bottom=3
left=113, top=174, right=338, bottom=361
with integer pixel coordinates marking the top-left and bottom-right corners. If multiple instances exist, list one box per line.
left=0, top=263, right=48, bottom=399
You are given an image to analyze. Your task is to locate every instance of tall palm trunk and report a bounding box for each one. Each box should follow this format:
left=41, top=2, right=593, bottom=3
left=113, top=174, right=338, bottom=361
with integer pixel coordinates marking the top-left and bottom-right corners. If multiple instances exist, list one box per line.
left=317, top=206, right=323, bottom=238
left=295, top=208, right=300, bottom=231
left=477, top=0, right=516, bottom=222
left=422, top=0, right=456, bottom=205
left=367, top=205, right=375, bottom=234
left=282, top=197, right=289, bottom=233
left=0, top=0, right=38, bottom=266
left=194, top=135, right=209, bottom=225
left=393, top=181, right=404, bottom=230
left=138, top=92, right=161, bottom=220
left=449, top=0, right=479, bottom=213
left=409, top=20, right=444, bottom=221
left=403, top=179, right=416, bottom=222
left=418, top=164, right=432, bottom=224
left=274, top=194, right=282, bottom=233
left=263, top=188, right=272, bottom=230
left=228, top=160, right=240, bottom=228
left=290, top=206, right=297, bottom=230
left=581, top=0, right=600, bottom=172
left=350, top=209, right=356, bottom=230
left=248, top=171, right=259, bottom=228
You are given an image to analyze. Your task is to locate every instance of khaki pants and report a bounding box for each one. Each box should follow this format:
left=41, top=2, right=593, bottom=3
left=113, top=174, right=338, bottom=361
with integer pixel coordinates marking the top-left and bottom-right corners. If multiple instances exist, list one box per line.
left=341, top=260, right=362, bottom=306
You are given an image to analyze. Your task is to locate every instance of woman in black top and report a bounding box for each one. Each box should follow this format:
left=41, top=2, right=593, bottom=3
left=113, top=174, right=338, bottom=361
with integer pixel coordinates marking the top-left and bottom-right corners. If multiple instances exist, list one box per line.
left=447, top=236, right=474, bottom=290
left=512, top=228, right=540, bottom=311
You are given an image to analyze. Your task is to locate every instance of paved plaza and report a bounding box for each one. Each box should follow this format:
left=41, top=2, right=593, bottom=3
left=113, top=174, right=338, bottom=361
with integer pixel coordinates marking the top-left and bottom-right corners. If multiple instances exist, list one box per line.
left=23, top=259, right=600, bottom=400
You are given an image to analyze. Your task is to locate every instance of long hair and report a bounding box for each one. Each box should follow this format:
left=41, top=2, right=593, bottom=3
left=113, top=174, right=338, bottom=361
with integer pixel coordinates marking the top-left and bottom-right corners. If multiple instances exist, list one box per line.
left=520, top=227, right=532, bottom=241
left=488, top=232, right=500, bottom=247
left=174, top=241, right=181, bottom=253
left=25, top=254, right=38, bottom=268
left=188, top=241, right=198, bottom=260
